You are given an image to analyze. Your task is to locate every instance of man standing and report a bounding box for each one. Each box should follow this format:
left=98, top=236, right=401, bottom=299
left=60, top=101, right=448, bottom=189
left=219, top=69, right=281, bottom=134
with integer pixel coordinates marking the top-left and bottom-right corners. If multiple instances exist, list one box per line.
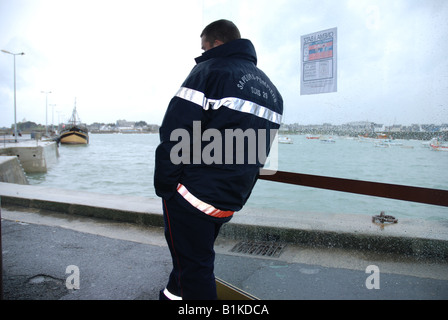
left=154, top=19, right=283, bottom=300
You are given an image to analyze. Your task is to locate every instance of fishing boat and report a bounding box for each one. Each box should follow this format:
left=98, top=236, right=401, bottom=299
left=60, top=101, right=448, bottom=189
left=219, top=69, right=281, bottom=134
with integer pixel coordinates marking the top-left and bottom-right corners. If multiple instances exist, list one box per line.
left=58, top=99, right=89, bottom=145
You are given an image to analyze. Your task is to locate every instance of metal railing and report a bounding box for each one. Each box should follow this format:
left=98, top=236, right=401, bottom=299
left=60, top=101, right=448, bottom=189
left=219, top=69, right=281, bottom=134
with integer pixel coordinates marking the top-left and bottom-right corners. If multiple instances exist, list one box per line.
left=259, top=169, right=448, bottom=207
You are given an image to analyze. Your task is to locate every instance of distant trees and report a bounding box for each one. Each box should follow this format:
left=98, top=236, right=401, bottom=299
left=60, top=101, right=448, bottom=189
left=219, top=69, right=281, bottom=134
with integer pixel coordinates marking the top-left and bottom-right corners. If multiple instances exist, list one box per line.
left=16, top=121, right=43, bottom=131
left=135, top=121, right=147, bottom=127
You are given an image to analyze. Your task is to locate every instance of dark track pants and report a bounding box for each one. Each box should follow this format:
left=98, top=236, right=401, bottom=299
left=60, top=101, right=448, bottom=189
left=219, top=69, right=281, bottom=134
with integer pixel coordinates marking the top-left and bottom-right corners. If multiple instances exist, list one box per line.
left=162, top=192, right=227, bottom=300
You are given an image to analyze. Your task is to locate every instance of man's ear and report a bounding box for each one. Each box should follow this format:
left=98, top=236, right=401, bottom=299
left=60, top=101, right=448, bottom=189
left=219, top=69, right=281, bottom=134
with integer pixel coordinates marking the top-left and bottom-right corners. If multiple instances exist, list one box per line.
left=213, top=40, right=224, bottom=48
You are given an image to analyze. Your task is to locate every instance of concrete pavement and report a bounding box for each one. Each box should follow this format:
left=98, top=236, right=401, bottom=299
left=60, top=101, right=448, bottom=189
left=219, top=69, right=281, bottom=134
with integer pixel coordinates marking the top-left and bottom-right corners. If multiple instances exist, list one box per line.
left=1, top=203, right=448, bottom=300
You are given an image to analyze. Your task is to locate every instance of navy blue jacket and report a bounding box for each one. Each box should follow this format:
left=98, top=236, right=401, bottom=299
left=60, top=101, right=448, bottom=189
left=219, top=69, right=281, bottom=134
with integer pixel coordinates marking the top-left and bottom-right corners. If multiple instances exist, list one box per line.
left=154, top=39, right=283, bottom=214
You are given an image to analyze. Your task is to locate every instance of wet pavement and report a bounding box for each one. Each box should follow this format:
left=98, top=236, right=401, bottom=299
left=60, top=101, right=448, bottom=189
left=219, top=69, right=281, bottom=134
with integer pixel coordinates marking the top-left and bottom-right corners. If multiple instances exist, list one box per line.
left=2, top=204, right=448, bottom=301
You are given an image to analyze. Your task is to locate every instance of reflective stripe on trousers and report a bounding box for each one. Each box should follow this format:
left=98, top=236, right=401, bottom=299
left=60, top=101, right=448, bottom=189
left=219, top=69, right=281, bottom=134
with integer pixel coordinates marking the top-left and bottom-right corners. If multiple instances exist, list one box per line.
left=177, top=183, right=234, bottom=218
left=163, top=288, right=182, bottom=300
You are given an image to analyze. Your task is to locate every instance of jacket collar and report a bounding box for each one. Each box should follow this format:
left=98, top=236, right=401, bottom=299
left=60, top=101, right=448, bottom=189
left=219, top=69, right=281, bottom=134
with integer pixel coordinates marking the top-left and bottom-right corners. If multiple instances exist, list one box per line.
left=195, top=39, right=257, bottom=65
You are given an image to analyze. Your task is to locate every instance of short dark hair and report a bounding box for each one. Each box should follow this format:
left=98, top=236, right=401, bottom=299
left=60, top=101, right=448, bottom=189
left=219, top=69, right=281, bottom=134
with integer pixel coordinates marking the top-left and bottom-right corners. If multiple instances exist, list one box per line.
left=200, top=19, right=241, bottom=45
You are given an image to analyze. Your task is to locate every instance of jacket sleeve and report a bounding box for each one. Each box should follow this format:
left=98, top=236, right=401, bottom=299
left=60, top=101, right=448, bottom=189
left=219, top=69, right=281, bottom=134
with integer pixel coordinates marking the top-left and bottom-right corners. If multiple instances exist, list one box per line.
left=154, top=93, right=204, bottom=200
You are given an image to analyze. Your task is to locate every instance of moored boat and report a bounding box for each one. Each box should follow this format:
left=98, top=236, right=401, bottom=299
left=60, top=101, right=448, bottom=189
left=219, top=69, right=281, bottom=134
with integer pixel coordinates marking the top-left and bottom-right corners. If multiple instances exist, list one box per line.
left=278, top=136, right=293, bottom=144
left=374, top=139, right=403, bottom=147
left=376, top=133, right=389, bottom=139
left=319, top=136, right=335, bottom=143
left=59, top=99, right=89, bottom=145
left=429, top=138, right=448, bottom=151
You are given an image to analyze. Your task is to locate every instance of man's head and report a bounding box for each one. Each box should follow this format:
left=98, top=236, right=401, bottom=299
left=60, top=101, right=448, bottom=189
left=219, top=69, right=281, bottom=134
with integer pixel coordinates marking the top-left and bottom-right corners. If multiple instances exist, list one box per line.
left=200, top=19, right=241, bottom=51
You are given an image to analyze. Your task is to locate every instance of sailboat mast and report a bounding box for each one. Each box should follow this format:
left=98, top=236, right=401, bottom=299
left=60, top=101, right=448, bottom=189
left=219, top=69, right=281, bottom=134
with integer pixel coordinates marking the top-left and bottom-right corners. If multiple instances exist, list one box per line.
left=73, top=98, right=77, bottom=126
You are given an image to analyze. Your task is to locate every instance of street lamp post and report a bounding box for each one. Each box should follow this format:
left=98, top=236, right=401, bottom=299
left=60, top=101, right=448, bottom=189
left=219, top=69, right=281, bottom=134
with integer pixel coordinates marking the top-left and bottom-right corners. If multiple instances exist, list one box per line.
left=41, top=91, right=52, bottom=136
left=49, top=103, right=56, bottom=133
left=1, top=50, right=25, bottom=143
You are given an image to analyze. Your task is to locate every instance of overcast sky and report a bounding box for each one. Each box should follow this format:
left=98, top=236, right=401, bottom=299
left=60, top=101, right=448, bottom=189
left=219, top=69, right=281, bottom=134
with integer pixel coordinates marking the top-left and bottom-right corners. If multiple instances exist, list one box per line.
left=1, top=0, right=447, bottom=128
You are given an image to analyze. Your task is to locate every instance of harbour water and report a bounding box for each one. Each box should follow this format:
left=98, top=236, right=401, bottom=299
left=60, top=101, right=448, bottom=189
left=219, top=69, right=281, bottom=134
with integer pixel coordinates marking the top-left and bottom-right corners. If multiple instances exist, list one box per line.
left=27, top=133, right=448, bottom=221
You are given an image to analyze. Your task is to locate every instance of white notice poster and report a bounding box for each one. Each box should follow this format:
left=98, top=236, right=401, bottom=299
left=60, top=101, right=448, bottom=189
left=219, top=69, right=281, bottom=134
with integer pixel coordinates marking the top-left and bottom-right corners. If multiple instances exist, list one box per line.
left=300, top=27, right=337, bottom=95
